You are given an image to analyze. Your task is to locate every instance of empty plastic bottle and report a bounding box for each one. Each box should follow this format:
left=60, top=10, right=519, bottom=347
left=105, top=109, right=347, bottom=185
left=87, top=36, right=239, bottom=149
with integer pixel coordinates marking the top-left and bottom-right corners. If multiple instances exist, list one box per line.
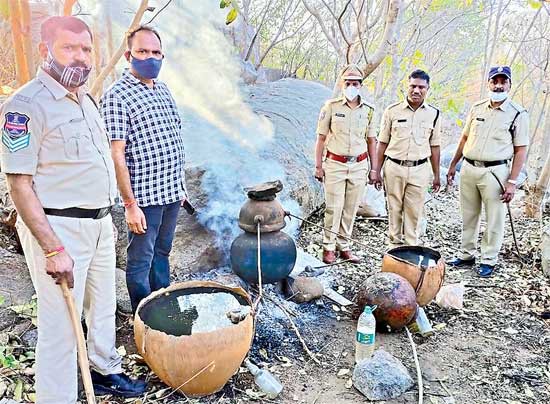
left=244, top=359, right=283, bottom=398
left=355, top=305, right=376, bottom=363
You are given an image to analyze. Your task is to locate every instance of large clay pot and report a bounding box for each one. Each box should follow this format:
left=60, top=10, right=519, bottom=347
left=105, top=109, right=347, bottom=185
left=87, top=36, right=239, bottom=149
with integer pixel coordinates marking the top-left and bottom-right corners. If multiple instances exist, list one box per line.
left=354, top=272, right=417, bottom=331
left=230, top=231, right=296, bottom=284
left=382, top=246, right=445, bottom=306
left=134, top=281, right=254, bottom=397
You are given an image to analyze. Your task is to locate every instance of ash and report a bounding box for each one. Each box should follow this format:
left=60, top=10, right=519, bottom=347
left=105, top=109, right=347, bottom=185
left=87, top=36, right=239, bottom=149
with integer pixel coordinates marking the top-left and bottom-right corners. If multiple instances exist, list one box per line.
left=180, top=266, right=339, bottom=363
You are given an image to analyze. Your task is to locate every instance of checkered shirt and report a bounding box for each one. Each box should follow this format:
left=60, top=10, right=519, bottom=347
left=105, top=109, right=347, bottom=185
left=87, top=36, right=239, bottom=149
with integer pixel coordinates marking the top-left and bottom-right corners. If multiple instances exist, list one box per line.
left=100, top=70, right=186, bottom=207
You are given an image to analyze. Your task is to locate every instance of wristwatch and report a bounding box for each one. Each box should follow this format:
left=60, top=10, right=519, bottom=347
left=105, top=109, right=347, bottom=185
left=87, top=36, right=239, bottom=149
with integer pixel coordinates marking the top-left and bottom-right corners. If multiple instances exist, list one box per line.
left=507, top=179, right=518, bottom=185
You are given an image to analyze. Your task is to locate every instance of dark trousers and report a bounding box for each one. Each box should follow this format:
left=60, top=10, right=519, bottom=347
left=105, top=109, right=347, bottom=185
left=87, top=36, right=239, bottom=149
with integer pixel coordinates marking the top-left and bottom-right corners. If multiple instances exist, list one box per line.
left=126, top=201, right=180, bottom=313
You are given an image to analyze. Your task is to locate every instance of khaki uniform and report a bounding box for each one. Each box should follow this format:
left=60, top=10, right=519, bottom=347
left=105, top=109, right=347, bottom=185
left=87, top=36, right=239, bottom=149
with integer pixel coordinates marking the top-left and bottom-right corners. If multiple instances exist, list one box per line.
left=378, top=101, right=441, bottom=247
left=317, top=96, right=375, bottom=251
left=459, top=98, right=529, bottom=265
left=0, top=69, right=121, bottom=404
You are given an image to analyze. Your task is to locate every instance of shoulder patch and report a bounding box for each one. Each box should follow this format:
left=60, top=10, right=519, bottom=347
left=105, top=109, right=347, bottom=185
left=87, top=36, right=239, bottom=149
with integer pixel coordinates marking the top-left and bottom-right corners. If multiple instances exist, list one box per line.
left=2, top=112, right=31, bottom=152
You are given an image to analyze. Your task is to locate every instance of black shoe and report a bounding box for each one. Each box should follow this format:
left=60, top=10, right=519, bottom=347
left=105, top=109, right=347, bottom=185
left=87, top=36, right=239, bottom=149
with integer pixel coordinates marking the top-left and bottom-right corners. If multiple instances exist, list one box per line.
left=91, top=370, right=147, bottom=398
left=447, top=257, right=475, bottom=267
left=478, top=264, right=495, bottom=278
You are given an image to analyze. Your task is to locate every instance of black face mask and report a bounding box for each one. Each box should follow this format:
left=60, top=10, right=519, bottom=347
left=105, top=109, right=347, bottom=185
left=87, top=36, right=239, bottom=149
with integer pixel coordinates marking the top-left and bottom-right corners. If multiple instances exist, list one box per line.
left=43, top=49, right=91, bottom=88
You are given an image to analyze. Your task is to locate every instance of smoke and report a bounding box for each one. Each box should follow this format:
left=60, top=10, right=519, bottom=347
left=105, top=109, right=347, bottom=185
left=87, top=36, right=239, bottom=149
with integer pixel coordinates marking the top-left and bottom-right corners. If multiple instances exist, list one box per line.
left=95, top=0, right=301, bottom=258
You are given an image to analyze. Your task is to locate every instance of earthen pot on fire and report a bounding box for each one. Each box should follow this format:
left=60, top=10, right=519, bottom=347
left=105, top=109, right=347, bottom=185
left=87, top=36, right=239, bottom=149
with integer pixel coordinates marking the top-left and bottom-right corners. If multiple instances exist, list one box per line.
left=381, top=246, right=445, bottom=306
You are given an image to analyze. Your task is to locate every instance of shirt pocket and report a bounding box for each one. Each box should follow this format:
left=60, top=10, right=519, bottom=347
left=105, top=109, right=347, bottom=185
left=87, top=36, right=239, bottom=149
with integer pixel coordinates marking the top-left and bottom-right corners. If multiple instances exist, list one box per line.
left=470, top=118, right=486, bottom=139
left=330, top=114, right=347, bottom=134
left=58, top=119, right=95, bottom=160
left=352, top=113, right=369, bottom=140
left=391, top=120, right=411, bottom=139
left=413, top=121, right=433, bottom=145
left=93, top=117, right=111, bottom=152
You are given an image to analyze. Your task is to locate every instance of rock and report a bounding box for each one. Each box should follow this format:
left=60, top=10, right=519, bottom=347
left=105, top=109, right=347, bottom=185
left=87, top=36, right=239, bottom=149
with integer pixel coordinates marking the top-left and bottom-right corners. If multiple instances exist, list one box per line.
left=283, top=276, right=324, bottom=303
left=0, top=248, right=35, bottom=331
left=352, top=349, right=414, bottom=401
left=115, top=267, right=132, bottom=314
left=21, top=328, right=38, bottom=348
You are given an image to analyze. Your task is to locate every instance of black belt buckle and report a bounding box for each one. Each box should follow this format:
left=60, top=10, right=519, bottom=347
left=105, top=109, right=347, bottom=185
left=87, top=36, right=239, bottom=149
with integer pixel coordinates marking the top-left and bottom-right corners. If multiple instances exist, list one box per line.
left=401, top=160, right=414, bottom=167
left=94, top=206, right=112, bottom=219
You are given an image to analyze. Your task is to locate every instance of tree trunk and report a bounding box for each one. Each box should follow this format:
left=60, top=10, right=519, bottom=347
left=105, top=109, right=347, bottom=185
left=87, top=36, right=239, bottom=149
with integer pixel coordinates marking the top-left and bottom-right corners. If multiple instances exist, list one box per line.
left=20, top=0, right=34, bottom=77
left=8, top=0, right=31, bottom=87
left=63, top=0, right=77, bottom=16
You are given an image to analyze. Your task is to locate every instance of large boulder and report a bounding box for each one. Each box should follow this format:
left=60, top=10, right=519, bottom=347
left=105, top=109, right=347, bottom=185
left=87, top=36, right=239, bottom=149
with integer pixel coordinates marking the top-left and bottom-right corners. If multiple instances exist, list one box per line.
left=112, top=78, right=329, bottom=275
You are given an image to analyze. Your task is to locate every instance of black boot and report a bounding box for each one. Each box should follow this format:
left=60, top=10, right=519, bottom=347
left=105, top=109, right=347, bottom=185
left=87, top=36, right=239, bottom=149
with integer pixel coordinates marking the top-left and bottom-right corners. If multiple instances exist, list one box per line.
left=91, top=370, right=147, bottom=398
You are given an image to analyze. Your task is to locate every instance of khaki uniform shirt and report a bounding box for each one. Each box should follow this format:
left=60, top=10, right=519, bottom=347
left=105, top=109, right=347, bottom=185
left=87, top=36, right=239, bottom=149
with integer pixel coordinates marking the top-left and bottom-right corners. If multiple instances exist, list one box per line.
left=462, top=98, right=529, bottom=161
left=378, top=100, right=441, bottom=161
left=0, top=69, right=117, bottom=209
left=316, top=95, right=375, bottom=156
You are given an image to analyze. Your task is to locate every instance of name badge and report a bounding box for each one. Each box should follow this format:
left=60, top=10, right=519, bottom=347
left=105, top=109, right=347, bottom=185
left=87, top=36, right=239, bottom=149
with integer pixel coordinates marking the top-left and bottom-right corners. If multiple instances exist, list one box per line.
left=476, top=117, right=485, bottom=122
left=335, top=113, right=346, bottom=117
left=397, top=119, right=407, bottom=123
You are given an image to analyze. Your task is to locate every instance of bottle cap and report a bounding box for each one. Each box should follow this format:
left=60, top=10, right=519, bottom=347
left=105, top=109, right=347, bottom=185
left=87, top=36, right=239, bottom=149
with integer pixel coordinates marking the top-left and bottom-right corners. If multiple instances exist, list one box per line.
left=363, top=305, right=377, bottom=314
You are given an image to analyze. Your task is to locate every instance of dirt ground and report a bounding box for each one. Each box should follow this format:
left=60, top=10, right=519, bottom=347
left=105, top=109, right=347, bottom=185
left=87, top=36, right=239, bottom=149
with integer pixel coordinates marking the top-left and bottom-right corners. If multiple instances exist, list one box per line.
left=0, top=190, right=549, bottom=404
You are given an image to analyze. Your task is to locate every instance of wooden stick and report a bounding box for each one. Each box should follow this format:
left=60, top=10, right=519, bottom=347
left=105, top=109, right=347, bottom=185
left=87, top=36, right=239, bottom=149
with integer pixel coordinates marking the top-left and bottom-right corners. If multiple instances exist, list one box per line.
left=264, top=293, right=321, bottom=365
left=405, top=328, right=423, bottom=404
left=90, top=0, right=150, bottom=98
left=61, top=280, right=96, bottom=404
left=8, top=0, right=31, bottom=86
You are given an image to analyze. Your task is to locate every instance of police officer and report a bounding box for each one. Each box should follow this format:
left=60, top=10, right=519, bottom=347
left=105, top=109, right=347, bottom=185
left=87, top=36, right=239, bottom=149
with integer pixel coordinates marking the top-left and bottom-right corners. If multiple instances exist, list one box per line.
left=0, top=16, right=146, bottom=403
left=447, top=66, right=529, bottom=277
left=315, top=64, right=377, bottom=264
left=372, top=69, right=441, bottom=248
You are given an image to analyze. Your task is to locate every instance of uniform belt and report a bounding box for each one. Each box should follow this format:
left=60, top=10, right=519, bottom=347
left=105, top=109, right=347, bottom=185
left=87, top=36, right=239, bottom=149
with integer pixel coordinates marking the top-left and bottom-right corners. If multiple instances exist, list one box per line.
left=44, top=206, right=113, bottom=219
left=326, top=151, right=368, bottom=163
left=387, top=157, right=428, bottom=167
left=464, top=158, right=508, bottom=168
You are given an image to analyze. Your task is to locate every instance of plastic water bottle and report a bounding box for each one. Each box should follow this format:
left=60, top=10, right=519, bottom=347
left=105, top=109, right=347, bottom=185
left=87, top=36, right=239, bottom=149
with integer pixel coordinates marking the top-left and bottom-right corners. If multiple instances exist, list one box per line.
left=244, top=359, right=283, bottom=399
left=355, top=305, right=376, bottom=363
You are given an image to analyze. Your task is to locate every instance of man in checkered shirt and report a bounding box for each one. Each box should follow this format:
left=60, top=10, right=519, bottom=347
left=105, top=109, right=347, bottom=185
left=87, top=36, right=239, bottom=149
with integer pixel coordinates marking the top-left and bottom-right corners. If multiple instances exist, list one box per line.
left=100, top=25, right=187, bottom=313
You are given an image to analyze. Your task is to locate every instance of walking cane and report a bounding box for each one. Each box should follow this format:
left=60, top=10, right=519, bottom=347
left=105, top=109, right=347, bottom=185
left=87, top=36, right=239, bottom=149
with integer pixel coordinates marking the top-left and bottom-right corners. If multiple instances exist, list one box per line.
left=60, top=279, right=97, bottom=404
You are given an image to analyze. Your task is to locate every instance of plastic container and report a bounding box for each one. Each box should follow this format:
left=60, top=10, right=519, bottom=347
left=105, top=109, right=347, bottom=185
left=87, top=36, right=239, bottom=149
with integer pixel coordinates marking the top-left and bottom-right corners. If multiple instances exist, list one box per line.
left=244, top=359, right=283, bottom=399
left=355, top=305, right=376, bottom=363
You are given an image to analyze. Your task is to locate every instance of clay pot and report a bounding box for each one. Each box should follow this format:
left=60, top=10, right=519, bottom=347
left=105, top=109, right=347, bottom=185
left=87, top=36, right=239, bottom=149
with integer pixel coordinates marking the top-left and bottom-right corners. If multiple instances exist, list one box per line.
left=238, top=198, right=287, bottom=233
left=382, top=246, right=445, bottom=306
left=134, top=281, right=254, bottom=397
left=354, top=272, right=417, bottom=331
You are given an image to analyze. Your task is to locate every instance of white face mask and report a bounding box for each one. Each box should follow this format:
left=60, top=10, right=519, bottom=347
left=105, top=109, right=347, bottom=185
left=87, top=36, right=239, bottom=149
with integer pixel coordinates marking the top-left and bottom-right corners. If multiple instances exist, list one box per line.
left=344, top=86, right=360, bottom=101
left=489, top=91, right=508, bottom=102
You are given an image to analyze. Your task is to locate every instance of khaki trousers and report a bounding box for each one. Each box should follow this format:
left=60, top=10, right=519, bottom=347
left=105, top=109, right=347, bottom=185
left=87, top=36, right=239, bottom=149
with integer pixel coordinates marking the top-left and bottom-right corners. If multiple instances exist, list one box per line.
left=459, top=161, right=508, bottom=265
left=383, top=159, right=431, bottom=247
left=17, top=215, right=122, bottom=404
left=322, top=158, right=368, bottom=251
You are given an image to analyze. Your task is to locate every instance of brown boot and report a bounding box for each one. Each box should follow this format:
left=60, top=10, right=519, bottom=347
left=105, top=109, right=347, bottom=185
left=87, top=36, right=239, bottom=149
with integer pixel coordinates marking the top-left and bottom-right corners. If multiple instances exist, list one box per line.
left=322, top=250, right=337, bottom=264
left=340, top=250, right=361, bottom=264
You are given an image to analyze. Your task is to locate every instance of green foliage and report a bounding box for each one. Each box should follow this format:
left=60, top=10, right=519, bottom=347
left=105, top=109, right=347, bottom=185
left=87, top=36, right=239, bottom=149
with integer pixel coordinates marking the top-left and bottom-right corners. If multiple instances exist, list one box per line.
left=0, top=0, right=8, bottom=20
left=527, top=0, right=542, bottom=9
left=0, top=345, right=19, bottom=369
left=220, top=0, right=232, bottom=9
left=9, top=295, right=38, bottom=326
left=226, top=8, right=238, bottom=25
left=0, top=295, right=5, bottom=306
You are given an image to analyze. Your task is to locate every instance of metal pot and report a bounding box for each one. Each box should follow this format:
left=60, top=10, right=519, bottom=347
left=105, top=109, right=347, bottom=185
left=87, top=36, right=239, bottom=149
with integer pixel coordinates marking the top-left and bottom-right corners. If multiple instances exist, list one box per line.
left=230, top=231, right=296, bottom=284
left=238, top=198, right=287, bottom=233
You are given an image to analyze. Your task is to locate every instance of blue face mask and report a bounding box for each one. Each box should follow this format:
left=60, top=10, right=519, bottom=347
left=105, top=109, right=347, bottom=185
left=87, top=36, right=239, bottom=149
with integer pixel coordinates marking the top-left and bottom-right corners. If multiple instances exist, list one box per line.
left=130, top=55, right=163, bottom=79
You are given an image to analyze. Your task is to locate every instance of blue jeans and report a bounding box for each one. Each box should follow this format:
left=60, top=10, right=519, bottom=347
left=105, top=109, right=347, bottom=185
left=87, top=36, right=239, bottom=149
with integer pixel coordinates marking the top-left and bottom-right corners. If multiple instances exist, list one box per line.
left=126, top=201, right=180, bottom=313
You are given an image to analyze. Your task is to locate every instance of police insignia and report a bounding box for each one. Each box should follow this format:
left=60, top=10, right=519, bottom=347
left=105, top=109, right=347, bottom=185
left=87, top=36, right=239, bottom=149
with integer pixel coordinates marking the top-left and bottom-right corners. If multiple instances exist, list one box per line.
left=2, top=112, right=31, bottom=152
